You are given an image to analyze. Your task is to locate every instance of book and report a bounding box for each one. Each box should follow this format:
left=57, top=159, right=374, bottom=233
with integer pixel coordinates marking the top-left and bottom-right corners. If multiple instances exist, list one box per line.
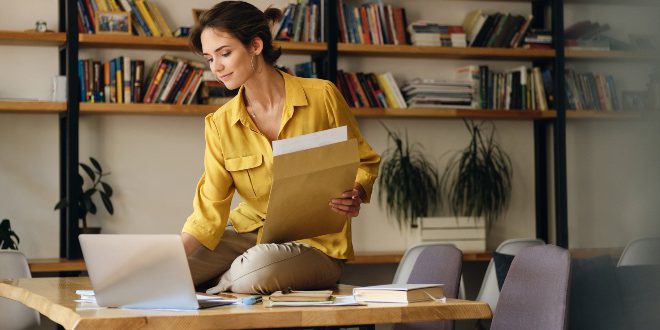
left=269, top=290, right=333, bottom=302
left=353, top=284, right=445, bottom=303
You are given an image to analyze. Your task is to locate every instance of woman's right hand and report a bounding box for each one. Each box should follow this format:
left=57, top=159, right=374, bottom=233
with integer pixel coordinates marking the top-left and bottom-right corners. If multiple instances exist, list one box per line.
left=182, top=232, right=203, bottom=256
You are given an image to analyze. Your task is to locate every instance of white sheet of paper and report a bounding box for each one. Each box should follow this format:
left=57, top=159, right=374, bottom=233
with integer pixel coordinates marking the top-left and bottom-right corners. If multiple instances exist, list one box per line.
left=272, top=126, right=347, bottom=156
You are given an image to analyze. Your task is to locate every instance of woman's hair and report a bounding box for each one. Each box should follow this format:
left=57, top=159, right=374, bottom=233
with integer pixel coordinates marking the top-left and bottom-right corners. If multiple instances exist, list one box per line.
left=190, top=1, right=283, bottom=65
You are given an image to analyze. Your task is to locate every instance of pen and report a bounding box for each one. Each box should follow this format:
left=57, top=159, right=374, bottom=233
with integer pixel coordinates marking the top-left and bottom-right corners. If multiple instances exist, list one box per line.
left=242, top=295, right=262, bottom=305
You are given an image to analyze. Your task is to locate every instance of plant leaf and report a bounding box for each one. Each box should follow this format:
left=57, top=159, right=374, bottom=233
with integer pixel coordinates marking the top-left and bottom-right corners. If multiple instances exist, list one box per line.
left=100, top=192, right=114, bottom=214
left=80, top=163, right=96, bottom=181
left=54, top=199, right=67, bottom=210
left=89, top=157, right=103, bottom=173
left=101, top=182, right=113, bottom=197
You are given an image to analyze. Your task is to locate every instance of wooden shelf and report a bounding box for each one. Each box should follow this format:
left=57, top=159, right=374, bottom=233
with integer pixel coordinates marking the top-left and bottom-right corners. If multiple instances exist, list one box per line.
left=565, top=49, right=660, bottom=61
left=0, top=101, right=64, bottom=113
left=338, top=43, right=555, bottom=60
left=566, top=110, right=642, bottom=119
left=0, top=31, right=66, bottom=46
left=352, top=107, right=556, bottom=120
left=80, top=102, right=219, bottom=115
left=78, top=33, right=327, bottom=54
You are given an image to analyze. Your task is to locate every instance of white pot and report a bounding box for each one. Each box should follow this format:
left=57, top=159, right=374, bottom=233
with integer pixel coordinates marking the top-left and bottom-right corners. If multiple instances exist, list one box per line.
left=415, top=217, right=486, bottom=252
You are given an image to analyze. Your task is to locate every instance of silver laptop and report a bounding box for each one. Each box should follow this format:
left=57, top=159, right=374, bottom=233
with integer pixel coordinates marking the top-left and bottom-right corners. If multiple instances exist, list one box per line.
left=79, top=234, right=232, bottom=310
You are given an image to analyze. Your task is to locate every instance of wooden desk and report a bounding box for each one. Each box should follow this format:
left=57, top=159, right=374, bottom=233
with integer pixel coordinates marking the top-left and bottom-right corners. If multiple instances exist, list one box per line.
left=0, top=277, right=492, bottom=329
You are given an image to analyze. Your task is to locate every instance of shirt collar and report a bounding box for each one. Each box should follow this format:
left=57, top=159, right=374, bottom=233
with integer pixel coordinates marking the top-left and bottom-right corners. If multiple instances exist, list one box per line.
left=230, top=70, right=308, bottom=127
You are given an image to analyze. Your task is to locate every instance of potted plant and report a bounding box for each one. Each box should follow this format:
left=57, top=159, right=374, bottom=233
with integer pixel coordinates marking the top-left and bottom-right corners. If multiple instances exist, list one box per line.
left=378, top=124, right=440, bottom=229
left=54, top=157, right=115, bottom=234
left=440, top=119, right=513, bottom=230
left=0, top=219, right=20, bottom=250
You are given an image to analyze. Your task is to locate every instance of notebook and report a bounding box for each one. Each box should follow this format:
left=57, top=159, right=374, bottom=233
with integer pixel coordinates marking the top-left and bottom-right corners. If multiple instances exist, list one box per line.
left=79, top=234, right=234, bottom=310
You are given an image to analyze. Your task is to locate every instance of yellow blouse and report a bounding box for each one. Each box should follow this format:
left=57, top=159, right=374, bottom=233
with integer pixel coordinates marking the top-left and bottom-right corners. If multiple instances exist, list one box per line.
left=182, top=71, right=380, bottom=260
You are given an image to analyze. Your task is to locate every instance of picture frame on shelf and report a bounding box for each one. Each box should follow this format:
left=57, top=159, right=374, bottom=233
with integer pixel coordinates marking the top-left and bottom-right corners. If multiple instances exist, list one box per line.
left=95, top=11, right=131, bottom=35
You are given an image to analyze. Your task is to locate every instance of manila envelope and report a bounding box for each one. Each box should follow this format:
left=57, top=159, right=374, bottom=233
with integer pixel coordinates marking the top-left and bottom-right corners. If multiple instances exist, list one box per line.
left=261, top=138, right=359, bottom=243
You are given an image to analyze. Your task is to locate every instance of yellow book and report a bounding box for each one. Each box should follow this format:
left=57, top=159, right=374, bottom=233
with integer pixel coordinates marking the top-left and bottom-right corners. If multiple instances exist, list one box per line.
left=376, top=74, right=398, bottom=108
left=93, top=0, right=107, bottom=12
left=145, top=0, right=172, bottom=37
left=106, top=0, right=120, bottom=12
left=116, top=67, right=123, bottom=104
left=135, top=0, right=161, bottom=37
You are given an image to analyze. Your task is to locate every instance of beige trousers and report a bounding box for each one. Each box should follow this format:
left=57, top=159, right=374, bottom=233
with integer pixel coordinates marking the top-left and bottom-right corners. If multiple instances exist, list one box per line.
left=187, top=224, right=344, bottom=294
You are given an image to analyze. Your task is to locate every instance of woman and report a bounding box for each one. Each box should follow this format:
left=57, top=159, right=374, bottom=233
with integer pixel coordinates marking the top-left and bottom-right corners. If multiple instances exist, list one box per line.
left=183, top=1, right=380, bottom=295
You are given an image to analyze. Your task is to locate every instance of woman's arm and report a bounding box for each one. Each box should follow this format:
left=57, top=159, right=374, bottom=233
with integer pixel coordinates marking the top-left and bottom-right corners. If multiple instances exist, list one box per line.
left=182, top=232, right=203, bottom=256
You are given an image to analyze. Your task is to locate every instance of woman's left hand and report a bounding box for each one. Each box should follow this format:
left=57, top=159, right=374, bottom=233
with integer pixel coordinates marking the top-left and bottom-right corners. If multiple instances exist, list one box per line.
left=329, top=183, right=367, bottom=217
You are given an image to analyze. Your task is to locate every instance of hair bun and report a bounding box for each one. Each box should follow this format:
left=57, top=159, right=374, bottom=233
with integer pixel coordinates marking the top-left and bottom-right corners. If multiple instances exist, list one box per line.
left=264, top=7, right=283, bottom=24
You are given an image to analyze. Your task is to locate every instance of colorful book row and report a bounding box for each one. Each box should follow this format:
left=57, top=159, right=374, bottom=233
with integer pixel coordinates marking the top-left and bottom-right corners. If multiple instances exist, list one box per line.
left=337, top=1, right=410, bottom=45
left=273, top=0, right=325, bottom=43
left=78, top=0, right=172, bottom=37
left=336, top=71, right=406, bottom=108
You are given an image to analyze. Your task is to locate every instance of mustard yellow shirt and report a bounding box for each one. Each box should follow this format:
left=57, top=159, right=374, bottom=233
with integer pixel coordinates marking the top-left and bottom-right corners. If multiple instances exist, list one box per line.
left=182, top=71, right=380, bottom=260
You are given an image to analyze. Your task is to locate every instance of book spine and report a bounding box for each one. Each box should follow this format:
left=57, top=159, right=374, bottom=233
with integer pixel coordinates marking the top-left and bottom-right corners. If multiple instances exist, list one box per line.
left=145, top=0, right=172, bottom=37
left=135, top=0, right=161, bottom=37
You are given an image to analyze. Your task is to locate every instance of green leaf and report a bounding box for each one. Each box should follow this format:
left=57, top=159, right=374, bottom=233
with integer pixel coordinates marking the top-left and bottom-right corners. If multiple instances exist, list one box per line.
left=89, top=157, right=103, bottom=173
left=100, top=192, right=114, bottom=214
left=54, top=199, right=67, bottom=210
left=101, top=182, right=113, bottom=197
left=80, top=163, right=96, bottom=181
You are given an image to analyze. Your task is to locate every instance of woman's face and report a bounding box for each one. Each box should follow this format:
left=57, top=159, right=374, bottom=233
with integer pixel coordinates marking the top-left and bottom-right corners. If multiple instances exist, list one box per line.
left=201, top=28, right=254, bottom=90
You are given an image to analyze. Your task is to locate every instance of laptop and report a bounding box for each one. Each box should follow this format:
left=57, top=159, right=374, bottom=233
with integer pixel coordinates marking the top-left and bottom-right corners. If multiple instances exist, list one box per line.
left=79, top=234, right=233, bottom=310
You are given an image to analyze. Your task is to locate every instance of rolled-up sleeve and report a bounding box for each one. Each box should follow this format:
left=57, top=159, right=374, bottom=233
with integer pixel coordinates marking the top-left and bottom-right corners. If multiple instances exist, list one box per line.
left=182, top=114, right=235, bottom=250
left=324, top=81, right=380, bottom=202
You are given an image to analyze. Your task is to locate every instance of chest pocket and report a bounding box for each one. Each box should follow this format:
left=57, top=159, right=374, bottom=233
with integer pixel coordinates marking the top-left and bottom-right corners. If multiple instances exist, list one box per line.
left=225, top=155, right=264, bottom=199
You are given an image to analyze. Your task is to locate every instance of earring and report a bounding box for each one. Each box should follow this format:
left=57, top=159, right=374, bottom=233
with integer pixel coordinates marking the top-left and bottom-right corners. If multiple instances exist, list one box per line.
left=250, top=55, right=256, bottom=73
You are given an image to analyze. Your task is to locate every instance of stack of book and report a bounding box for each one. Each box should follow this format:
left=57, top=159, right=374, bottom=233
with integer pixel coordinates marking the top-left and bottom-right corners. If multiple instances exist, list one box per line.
left=142, top=55, right=207, bottom=104
left=336, top=71, right=406, bottom=109
left=267, top=290, right=334, bottom=306
left=78, top=57, right=145, bottom=104
left=564, top=20, right=611, bottom=51
left=523, top=29, right=553, bottom=49
left=353, top=284, right=445, bottom=303
left=407, top=22, right=466, bottom=47
left=337, top=0, right=410, bottom=45
left=78, top=0, right=173, bottom=37
left=455, top=65, right=552, bottom=111
left=564, top=69, right=619, bottom=112
left=402, top=78, right=475, bottom=109
left=272, top=0, right=325, bottom=43
left=462, top=10, right=534, bottom=48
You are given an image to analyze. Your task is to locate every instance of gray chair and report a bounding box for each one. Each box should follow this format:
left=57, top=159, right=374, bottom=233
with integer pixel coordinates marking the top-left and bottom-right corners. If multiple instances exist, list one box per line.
left=475, top=238, right=545, bottom=311
left=617, top=237, right=660, bottom=266
left=392, top=243, right=463, bottom=330
left=491, top=245, right=571, bottom=330
left=0, top=250, right=40, bottom=330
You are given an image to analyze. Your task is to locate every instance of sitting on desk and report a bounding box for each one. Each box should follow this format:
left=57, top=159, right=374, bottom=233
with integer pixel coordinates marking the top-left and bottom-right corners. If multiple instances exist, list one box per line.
left=182, top=1, right=380, bottom=295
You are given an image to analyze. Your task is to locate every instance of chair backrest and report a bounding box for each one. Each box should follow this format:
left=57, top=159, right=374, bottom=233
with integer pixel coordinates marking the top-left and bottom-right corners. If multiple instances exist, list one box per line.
left=617, top=237, right=660, bottom=266
left=0, top=250, right=40, bottom=330
left=393, top=243, right=463, bottom=330
left=491, top=245, right=571, bottom=330
left=476, top=238, right=545, bottom=311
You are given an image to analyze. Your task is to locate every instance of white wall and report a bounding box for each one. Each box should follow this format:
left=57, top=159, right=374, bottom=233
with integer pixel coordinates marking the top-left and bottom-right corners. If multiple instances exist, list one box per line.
left=3, top=0, right=656, bottom=258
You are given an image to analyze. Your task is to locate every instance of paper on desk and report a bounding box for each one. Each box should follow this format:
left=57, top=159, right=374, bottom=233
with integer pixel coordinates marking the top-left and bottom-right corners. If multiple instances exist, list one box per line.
left=262, top=127, right=359, bottom=243
left=272, top=126, right=347, bottom=156
left=268, top=295, right=365, bottom=307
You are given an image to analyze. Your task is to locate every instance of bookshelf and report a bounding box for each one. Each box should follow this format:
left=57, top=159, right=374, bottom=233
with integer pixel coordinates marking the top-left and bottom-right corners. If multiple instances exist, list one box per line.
left=1, top=0, right=598, bottom=259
